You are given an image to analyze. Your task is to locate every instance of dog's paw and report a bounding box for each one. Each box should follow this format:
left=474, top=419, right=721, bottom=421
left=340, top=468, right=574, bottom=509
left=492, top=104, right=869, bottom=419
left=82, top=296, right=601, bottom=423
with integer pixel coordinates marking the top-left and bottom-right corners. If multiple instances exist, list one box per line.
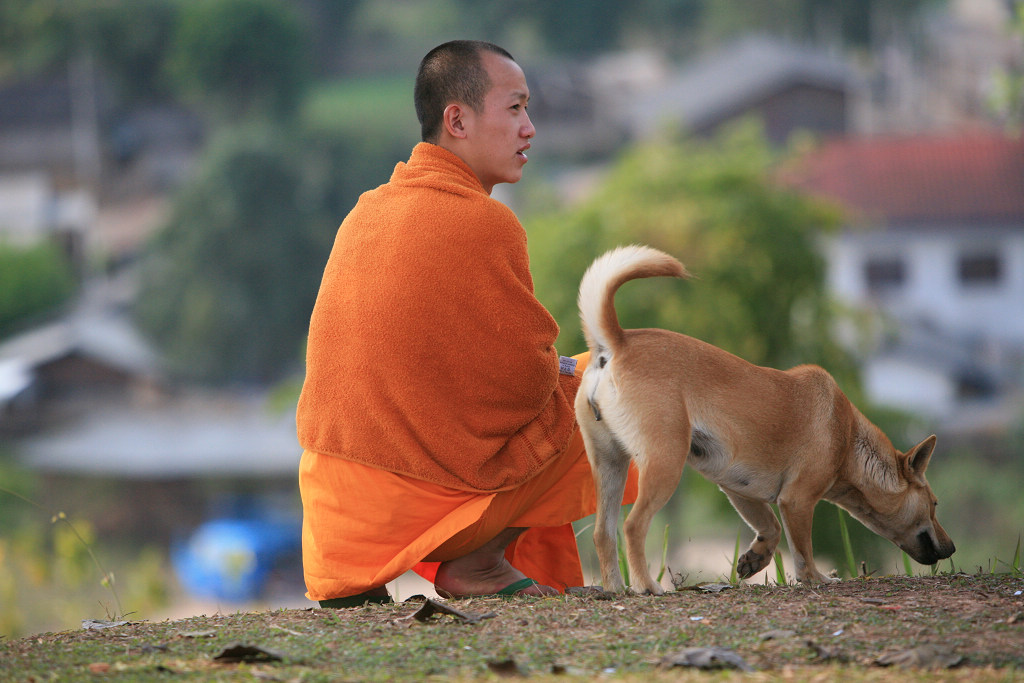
left=797, top=571, right=840, bottom=585
left=636, top=582, right=665, bottom=596
left=602, top=577, right=628, bottom=594
left=736, top=550, right=772, bottom=579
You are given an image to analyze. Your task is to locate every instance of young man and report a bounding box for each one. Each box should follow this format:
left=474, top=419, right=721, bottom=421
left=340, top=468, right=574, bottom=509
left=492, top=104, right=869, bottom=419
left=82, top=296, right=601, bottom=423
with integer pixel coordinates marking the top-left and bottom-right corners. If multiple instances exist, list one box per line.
left=296, top=40, right=636, bottom=606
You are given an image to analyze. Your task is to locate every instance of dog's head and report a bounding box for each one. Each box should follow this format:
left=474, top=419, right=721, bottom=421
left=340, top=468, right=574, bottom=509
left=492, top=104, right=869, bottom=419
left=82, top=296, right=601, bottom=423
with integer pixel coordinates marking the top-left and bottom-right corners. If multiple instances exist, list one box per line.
left=847, top=434, right=956, bottom=566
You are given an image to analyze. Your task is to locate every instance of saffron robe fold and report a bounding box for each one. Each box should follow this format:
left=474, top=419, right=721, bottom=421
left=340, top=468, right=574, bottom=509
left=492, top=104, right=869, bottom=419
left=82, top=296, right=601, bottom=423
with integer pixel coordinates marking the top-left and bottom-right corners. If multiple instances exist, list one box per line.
left=298, top=386, right=640, bottom=601
left=296, top=142, right=578, bottom=492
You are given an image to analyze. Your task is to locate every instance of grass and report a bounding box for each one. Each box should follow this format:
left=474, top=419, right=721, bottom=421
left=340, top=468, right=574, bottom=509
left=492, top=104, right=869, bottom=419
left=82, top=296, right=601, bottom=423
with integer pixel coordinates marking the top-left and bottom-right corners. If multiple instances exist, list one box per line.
left=4, top=467, right=1021, bottom=679
left=0, top=485, right=168, bottom=638
left=838, top=507, right=858, bottom=578
left=3, top=492, right=1022, bottom=679
left=2, top=573, right=1021, bottom=681
left=1, top=486, right=125, bottom=617
left=302, top=74, right=417, bottom=138
left=774, top=551, right=788, bottom=585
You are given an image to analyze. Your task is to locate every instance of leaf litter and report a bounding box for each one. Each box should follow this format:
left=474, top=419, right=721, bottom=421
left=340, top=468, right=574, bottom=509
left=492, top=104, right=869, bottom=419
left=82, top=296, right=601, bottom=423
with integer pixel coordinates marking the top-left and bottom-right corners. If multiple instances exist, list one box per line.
left=2, top=573, right=1022, bottom=680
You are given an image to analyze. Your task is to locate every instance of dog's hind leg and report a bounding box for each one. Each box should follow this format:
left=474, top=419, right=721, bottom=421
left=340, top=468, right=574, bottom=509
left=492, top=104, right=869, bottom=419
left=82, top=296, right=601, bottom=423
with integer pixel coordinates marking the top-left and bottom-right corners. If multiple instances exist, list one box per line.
left=580, top=424, right=632, bottom=593
left=624, top=446, right=687, bottom=595
left=721, top=488, right=781, bottom=579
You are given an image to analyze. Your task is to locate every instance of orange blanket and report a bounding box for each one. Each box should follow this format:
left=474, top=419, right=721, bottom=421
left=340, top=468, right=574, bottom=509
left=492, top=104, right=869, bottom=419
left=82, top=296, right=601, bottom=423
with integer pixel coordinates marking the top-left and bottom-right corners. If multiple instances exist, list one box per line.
left=299, top=352, right=641, bottom=600
left=296, top=142, right=578, bottom=492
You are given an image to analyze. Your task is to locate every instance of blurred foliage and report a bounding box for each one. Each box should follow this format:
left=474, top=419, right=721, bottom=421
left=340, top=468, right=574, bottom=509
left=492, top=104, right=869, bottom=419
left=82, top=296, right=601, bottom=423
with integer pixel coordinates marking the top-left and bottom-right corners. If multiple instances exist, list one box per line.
left=0, top=0, right=948, bottom=86
left=166, top=0, right=311, bottom=121
left=694, top=0, right=941, bottom=52
left=134, top=127, right=322, bottom=383
left=0, top=0, right=177, bottom=101
left=528, top=119, right=857, bottom=388
left=522, top=0, right=630, bottom=55
left=0, top=241, right=75, bottom=336
left=990, top=0, right=1024, bottom=132
left=133, top=111, right=403, bottom=384
left=0, top=468, right=170, bottom=639
left=0, top=0, right=77, bottom=78
left=302, top=75, right=416, bottom=141
left=333, top=0, right=944, bottom=60
left=926, top=439, right=1024, bottom=575
left=80, top=0, right=178, bottom=102
left=0, top=0, right=308, bottom=114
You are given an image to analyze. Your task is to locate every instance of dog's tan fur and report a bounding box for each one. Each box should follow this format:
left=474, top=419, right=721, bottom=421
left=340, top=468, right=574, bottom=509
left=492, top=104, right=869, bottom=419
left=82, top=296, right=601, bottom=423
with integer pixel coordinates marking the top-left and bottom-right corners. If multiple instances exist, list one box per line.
left=575, top=245, right=955, bottom=593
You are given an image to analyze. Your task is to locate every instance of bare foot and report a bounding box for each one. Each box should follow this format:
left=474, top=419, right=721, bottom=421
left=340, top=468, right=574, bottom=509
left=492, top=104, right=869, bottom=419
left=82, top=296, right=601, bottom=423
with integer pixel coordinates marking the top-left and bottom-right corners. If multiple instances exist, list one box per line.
left=434, top=557, right=557, bottom=598
left=432, top=528, right=558, bottom=598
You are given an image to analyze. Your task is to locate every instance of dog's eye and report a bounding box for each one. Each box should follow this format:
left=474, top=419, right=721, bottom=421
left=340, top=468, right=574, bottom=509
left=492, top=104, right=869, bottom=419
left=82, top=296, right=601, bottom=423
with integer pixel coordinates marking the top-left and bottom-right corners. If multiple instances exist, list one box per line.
left=599, top=356, right=607, bottom=368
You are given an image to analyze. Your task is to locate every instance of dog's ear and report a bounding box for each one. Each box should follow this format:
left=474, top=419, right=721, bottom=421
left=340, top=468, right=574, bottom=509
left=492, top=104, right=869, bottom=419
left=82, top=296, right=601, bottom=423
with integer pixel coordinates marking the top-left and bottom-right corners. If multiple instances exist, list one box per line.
left=903, top=435, right=937, bottom=483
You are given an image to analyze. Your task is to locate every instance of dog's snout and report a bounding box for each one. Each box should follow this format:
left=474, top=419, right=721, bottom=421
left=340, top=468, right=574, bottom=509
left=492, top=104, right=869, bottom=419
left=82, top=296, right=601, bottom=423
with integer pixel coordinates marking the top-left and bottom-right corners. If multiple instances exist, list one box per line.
left=917, top=530, right=935, bottom=554
left=911, top=530, right=955, bottom=565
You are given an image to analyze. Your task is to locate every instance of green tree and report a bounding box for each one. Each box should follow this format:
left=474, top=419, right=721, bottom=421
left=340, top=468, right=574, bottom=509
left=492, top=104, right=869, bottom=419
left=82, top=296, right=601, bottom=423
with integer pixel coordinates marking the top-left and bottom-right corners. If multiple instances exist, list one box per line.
left=0, top=0, right=69, bottom=77
left=529, top=120, right=855, bottom=387
left=133, top=126, right=330, bottom=383
left=0, top=241, right=75, bottom=336
left=132, top=116, right=402, bottom=384
left=991, top=0, right=1024, bottom=132
left=166, top=0, right=310, bottom=121
left=0, top=0, right=176, bottom=102
left=523, top=0, right=629, bottom=55
left=82, top=0, right=178, bottom=102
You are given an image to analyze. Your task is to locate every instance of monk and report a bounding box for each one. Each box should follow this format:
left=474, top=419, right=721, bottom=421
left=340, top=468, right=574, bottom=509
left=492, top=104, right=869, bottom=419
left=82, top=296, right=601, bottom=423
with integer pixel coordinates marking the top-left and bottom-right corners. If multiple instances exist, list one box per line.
left=296, top=40, right=636, bottom=607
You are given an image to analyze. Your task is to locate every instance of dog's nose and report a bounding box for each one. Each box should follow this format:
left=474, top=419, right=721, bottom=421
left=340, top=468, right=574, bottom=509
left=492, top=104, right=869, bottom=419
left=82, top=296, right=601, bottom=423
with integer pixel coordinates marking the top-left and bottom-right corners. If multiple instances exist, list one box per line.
left=913, top=530, right=954, bottom=564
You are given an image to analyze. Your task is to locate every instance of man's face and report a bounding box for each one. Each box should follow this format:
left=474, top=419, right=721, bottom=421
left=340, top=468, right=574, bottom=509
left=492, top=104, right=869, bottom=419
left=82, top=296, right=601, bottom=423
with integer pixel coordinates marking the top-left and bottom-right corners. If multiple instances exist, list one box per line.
left=461, top=52, right=535, bottom=194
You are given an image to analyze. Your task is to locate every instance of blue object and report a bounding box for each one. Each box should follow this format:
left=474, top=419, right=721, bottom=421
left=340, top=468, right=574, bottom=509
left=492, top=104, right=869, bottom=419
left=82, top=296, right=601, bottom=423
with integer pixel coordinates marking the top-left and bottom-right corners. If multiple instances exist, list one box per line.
left=172, top=515, right=300, bottom=602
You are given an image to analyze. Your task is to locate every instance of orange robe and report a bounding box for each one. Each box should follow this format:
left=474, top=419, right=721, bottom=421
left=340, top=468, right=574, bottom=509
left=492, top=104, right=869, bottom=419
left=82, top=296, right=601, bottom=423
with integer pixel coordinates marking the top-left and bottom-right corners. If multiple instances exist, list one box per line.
left=296, top=143, right=636, bottom=601
left=297, top=142, right=578, bottom=493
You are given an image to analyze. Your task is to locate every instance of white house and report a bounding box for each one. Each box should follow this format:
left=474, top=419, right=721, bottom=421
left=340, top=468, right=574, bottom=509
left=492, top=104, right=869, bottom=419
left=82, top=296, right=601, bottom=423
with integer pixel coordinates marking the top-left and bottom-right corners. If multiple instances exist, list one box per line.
left=787, top=131, right=1024, bottom=423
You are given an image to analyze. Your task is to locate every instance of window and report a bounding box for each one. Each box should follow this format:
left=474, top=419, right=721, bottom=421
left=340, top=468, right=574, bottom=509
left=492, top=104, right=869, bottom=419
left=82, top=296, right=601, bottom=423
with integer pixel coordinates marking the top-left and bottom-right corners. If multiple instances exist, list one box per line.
left=958, top=253, right=1001, bottom=287
left=864, top=257, right=906, bottom=293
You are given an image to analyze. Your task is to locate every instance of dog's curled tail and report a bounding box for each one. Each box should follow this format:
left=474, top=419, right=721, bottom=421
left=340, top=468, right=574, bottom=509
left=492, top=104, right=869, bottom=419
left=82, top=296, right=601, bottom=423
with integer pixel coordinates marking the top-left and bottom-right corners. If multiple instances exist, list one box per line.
left=578, top=245, right=689, bottom=355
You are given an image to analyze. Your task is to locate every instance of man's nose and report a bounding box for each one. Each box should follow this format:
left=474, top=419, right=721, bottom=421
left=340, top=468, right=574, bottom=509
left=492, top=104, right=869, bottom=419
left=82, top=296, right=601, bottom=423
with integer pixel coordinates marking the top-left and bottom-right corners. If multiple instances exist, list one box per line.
left=522, top=113, right=536, bottom=138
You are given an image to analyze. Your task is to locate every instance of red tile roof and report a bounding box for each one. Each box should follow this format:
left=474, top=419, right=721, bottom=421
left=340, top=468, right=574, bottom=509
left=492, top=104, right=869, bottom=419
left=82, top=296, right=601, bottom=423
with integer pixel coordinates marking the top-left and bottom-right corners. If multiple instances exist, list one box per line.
left=783, top=132, right=1024, bottom=225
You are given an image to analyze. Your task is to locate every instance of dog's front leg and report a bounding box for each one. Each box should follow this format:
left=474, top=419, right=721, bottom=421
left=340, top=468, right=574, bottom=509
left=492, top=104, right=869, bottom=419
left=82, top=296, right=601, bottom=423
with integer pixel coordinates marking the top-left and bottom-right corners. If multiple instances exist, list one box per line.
left=721, top=488, right=781, bottom=579
left=777, top=497, right=837, bottom=584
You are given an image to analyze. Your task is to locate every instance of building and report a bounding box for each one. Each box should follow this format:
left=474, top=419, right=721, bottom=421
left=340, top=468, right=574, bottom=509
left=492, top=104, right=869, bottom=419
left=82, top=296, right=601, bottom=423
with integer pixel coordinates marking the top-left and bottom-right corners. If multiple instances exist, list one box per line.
left=631, top=36, right=854, bottom=145
left=786, top=131, right=1024, bottom=423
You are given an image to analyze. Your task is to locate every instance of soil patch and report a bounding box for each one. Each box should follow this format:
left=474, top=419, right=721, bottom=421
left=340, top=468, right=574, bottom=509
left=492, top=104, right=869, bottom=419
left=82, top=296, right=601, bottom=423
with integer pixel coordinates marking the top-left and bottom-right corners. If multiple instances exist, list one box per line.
left=2, top=574, right=1022, bottom=680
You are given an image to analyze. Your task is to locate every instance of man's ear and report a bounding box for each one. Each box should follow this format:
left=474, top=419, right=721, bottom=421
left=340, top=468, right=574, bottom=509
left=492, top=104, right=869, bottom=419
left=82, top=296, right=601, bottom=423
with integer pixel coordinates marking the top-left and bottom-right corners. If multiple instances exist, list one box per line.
left=442, top=103, right=468, bottom=139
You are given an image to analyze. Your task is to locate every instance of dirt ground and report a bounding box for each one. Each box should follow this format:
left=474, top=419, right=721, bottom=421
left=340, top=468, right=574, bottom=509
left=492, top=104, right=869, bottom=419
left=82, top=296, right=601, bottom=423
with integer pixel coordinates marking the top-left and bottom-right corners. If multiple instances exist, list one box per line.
left=2, top=573, right=1022, bottom=680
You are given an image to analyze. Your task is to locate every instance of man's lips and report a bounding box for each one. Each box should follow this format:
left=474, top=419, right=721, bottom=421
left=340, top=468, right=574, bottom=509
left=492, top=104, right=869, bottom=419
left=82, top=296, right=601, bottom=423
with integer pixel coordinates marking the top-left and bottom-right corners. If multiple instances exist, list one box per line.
left=517, top=143, right=531, bottom=160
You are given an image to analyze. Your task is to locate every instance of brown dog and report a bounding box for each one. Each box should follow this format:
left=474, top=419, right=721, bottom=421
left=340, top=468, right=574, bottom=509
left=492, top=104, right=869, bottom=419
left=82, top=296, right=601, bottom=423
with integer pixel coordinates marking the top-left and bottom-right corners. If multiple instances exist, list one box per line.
left=575, top=245, right=955, bottom=593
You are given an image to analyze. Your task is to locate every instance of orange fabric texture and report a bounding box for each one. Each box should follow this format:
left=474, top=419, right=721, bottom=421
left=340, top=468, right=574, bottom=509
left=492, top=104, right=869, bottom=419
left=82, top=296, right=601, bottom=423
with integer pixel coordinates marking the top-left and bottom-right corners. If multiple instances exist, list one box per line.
left=296, top=142, right=579, bottom=492
left=299, top=381, right=641, bottom=600
left=299, top=350, right=643, bottom=602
